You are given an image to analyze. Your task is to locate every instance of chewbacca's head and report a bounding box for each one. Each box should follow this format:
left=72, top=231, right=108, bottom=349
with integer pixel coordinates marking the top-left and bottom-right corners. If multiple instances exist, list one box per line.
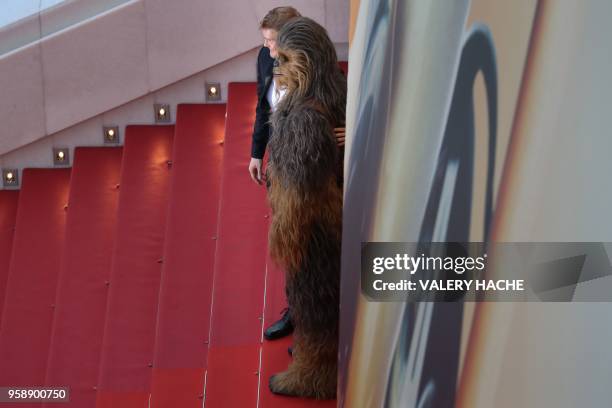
left=275, top=17, right=339, bottom=96
left=273, top=17, right=346, bottom=125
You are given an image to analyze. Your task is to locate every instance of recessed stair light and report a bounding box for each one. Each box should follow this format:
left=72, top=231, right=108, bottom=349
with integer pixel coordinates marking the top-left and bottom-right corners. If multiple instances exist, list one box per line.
left=154, top=104, right=171, bottom=123
left=206, top=82, right=221, bottom=102
left=53, top=148, right=70, bottom=166
left=2, top=169, right=18, bottom=187
left=104, top=126, right=120, bottom=144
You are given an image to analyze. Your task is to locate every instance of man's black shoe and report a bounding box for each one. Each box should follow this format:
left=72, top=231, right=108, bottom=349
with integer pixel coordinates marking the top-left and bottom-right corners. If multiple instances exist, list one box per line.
left=264, top=308, right=293, bottom=340
left=288, top=346, right=293, bottom=356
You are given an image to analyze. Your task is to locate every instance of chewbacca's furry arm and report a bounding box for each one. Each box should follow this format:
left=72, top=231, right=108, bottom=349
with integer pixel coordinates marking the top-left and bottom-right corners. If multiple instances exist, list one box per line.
left=269, top=105, right=338, bottom=192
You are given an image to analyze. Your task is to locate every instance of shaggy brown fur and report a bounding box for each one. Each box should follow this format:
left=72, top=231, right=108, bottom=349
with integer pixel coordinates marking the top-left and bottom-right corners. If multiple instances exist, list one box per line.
left=266, top=17, right=346, bottom=399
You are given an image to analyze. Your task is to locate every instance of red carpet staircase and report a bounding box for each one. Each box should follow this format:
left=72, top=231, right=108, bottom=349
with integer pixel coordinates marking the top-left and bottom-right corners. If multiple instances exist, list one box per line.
left=0, top=79, right=342, bottom=407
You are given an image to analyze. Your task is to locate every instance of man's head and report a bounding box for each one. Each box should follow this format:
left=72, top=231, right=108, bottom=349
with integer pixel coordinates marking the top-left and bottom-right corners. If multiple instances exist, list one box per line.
left=260, top=6, right=301, bottom=58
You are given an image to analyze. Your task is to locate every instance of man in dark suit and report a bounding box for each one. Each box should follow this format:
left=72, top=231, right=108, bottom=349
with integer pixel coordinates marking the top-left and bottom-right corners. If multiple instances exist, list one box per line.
left=249, top=7, right=301, bottom=185
left=249, top=7, right=347, bottom=342
left=249, top=7, right=302, bottom=341
left=249, top=46, right=275, bottom=178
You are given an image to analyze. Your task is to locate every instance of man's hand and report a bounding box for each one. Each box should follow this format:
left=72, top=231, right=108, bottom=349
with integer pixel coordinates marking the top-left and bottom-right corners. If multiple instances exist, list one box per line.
left=249, top=157, right=264, bottom=184
left=334, top=127, right=346, bottom=147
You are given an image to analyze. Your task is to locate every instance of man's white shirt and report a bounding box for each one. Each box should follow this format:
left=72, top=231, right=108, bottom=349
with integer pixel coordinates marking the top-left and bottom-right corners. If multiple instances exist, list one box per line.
left=267, top=78, right=286, bottom=112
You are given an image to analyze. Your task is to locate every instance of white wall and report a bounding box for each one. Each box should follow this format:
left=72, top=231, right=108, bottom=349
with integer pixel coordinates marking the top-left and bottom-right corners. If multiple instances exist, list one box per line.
left=0, top=40, right=348, bottom=188
left=0, top=0, right=349, bottom=157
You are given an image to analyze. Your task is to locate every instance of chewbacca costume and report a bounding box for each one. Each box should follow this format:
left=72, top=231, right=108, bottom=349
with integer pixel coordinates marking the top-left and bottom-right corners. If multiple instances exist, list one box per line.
left=266, top=101, right=344, bottom=399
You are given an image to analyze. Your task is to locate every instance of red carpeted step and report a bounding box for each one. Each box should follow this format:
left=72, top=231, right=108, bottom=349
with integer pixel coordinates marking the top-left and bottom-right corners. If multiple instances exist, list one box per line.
left=43, top=147, right=123, bottom=408
left=0, top=169, right=71, bottom=405
left=0, top=190, right=19, bottom=328
left=339, top=61, right=348, bottom=76
left=149, top=104, right=226, bottom=408
left=204, top=82, right=269, bottom=407
left=95, top=125, right=173, bottom=408
left=258, top=259, right=337, bottom=407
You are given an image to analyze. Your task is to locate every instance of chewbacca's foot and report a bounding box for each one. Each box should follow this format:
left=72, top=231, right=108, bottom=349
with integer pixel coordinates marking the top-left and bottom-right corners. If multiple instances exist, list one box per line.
left=269, top=372, right=299, bottom=397
left=268, top=369, right=336, bottom=399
